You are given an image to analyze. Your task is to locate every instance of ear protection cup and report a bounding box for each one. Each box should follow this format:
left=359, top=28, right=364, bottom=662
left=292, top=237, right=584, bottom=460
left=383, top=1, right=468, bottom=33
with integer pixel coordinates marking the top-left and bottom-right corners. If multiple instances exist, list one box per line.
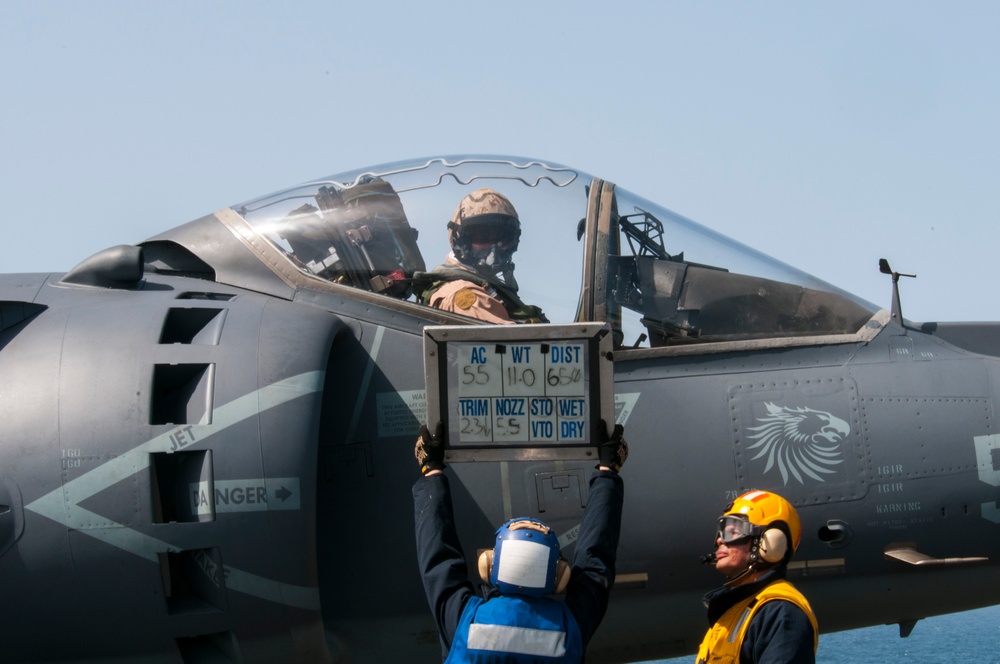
left=758, top=528, right=788, bottom=563
left=478, top=549, right=494, bottom=584
left=553, top=560, right=571, bottom=594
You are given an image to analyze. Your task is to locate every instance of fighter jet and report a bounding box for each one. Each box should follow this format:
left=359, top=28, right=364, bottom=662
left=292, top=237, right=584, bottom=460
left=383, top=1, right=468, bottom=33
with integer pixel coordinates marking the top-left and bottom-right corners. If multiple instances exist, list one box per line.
left=1, top=155, right=998, bottom=663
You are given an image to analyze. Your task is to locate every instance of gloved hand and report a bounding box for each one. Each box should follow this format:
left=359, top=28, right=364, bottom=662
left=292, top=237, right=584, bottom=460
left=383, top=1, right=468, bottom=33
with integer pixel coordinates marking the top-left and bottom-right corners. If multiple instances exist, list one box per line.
left=415, top=422, right=446, bottom=475
left=597, top=422, right=627, bottom=473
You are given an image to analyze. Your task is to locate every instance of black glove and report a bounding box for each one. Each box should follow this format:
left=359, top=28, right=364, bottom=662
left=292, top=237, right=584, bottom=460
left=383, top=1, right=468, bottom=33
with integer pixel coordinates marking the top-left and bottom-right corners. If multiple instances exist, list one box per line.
left=597, top=422, right=627, bottom=473
left=415, top=422, right=446, bottom=475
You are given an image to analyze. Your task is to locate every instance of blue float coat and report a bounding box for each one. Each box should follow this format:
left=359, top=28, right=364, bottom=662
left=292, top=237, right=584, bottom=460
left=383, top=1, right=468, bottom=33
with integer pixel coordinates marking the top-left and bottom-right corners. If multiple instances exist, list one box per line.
left=412, top=470, right=624, bottom=661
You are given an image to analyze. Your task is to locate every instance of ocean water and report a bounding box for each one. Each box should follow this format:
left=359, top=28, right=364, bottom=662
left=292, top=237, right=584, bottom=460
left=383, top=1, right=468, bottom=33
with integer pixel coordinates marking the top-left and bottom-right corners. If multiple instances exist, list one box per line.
left=649, top=604, right=1000, bottom=663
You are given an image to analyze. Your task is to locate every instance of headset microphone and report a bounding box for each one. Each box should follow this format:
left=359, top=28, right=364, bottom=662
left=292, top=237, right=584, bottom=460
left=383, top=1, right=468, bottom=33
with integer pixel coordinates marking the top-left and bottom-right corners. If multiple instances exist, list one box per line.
left=700, top=552, right=718, bottom=565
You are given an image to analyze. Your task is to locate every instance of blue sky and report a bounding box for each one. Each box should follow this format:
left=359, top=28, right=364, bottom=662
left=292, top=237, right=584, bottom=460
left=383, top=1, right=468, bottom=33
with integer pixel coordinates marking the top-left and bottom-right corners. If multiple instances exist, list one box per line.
left=2, top=2, right=998, bottom=322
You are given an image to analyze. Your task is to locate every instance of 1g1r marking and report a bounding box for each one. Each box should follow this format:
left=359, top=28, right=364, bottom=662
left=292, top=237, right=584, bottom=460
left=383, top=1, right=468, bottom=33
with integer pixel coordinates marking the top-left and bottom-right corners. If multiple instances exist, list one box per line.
left=61, top=448, right=82, bottom=470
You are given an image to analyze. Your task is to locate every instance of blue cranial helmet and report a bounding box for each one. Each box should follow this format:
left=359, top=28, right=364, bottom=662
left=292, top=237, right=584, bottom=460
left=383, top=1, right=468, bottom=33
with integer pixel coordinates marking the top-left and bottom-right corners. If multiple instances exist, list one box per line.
left=488, top=518, right=563, bottom=597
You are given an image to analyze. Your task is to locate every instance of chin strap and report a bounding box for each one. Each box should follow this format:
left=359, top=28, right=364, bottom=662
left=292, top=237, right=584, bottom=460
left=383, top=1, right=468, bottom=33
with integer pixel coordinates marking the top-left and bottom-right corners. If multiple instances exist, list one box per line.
left=722, top=564, right=757, bottom=588
left=722, top=538, right=782, bottom=588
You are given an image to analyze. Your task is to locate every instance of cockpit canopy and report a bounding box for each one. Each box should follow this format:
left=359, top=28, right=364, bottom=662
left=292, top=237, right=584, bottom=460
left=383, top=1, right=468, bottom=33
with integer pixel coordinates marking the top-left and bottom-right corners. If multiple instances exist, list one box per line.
left=239, top=175, right=424, bottom=299
left=217, top=155, right=878, bottom=348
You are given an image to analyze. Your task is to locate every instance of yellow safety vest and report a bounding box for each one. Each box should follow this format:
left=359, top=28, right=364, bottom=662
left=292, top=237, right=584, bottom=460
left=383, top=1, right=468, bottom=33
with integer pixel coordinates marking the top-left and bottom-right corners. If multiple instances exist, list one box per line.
left=696, top=579, right=818, bottom=664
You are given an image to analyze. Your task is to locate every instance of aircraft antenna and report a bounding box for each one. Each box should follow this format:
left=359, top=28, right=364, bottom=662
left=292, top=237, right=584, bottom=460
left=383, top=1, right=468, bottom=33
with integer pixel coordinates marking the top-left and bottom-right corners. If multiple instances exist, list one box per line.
left=879, top=258, right=916, bottom=325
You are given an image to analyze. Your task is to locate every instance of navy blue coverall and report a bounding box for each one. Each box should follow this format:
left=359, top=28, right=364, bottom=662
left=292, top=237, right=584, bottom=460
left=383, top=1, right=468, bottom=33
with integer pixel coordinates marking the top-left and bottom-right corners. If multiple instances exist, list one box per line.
left=412, top=470, right=624, bottom=660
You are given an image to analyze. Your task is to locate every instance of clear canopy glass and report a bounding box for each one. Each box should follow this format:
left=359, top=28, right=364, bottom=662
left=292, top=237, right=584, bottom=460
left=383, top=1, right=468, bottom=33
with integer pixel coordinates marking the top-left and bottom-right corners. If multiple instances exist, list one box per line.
left=232, top=155, right=877, bottom=348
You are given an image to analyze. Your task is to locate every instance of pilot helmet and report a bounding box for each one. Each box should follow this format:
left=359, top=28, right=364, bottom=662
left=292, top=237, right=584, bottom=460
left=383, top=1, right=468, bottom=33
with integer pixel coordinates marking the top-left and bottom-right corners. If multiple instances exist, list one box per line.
left=718, top=490, right=801, bottom=576
left=448, top=188, right=521, bottom=286
left=477, top=517, right=570, bottom=597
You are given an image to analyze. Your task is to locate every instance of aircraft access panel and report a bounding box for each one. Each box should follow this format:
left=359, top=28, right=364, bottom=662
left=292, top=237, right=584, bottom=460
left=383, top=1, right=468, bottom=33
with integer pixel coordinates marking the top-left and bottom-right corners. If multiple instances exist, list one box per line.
left=423, top=323, right=614, bottom=462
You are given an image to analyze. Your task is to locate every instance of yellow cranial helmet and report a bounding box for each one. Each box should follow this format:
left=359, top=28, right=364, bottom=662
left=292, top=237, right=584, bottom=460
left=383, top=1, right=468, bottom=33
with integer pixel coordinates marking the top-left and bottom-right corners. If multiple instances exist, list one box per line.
left=720, top=490, right=802, bottom=567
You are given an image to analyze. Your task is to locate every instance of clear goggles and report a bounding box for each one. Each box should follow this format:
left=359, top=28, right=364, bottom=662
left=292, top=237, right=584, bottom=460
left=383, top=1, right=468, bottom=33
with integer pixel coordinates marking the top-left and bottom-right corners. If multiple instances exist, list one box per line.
left=717, top=516, right=755, bottom=544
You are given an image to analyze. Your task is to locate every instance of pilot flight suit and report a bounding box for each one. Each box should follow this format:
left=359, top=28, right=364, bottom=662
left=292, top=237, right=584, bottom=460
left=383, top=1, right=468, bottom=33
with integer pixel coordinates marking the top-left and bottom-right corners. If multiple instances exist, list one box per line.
left=416, top=255, right=548, bottom=324
left=697, top=568, right=817, bottom=664
left=412, top=470, right=624, bottom=662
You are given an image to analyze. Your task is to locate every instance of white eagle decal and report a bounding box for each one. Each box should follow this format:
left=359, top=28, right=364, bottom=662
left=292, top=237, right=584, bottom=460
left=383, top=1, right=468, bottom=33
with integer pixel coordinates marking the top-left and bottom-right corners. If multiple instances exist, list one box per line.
left=745, top=403, right=849, bottom=485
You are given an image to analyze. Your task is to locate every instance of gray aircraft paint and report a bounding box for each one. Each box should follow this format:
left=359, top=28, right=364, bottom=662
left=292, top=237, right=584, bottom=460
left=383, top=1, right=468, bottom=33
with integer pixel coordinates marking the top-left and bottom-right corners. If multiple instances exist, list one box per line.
left=25, top=371, right=323, bottom=610
left=4, top=155, right=1000, bottom=663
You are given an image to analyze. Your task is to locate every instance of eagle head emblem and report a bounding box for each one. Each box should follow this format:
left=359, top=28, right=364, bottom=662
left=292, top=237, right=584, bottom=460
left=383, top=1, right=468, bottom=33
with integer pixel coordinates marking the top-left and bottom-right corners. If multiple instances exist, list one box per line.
left=745, top=403, right=849, bottom=485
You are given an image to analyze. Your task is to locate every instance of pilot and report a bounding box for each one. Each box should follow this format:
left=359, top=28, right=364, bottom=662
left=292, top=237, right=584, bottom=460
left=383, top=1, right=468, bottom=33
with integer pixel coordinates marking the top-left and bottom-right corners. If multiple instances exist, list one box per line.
left=411, top=422, right=627, bottom=662
left=697, top=490, right=818, bottom=664
left=416, top=188, right=548, bottom=324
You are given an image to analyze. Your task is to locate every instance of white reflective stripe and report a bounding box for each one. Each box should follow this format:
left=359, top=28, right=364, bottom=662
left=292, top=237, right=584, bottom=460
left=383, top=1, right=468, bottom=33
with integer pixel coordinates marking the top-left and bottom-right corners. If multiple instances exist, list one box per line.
left=467, top=623, right=567, bottom=657
left=728, top=607, right=754, bottom=643
left=496, top=539, right=550, bottom=589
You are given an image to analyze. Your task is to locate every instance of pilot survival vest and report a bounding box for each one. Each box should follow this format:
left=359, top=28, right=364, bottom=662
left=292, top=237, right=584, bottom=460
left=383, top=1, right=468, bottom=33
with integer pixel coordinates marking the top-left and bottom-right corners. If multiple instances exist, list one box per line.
left=696, top=579, right=818, bottom=664
left=415, top=266, right=548, bottom=324
left=446, top=595, right=583, bottom=663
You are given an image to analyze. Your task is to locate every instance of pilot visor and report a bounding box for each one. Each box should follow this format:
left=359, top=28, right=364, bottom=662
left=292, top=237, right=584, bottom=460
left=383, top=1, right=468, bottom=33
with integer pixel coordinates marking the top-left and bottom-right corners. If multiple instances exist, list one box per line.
left=717, top=516, right=754, bottom=544
left=461, top=215, right=519, bottom=248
